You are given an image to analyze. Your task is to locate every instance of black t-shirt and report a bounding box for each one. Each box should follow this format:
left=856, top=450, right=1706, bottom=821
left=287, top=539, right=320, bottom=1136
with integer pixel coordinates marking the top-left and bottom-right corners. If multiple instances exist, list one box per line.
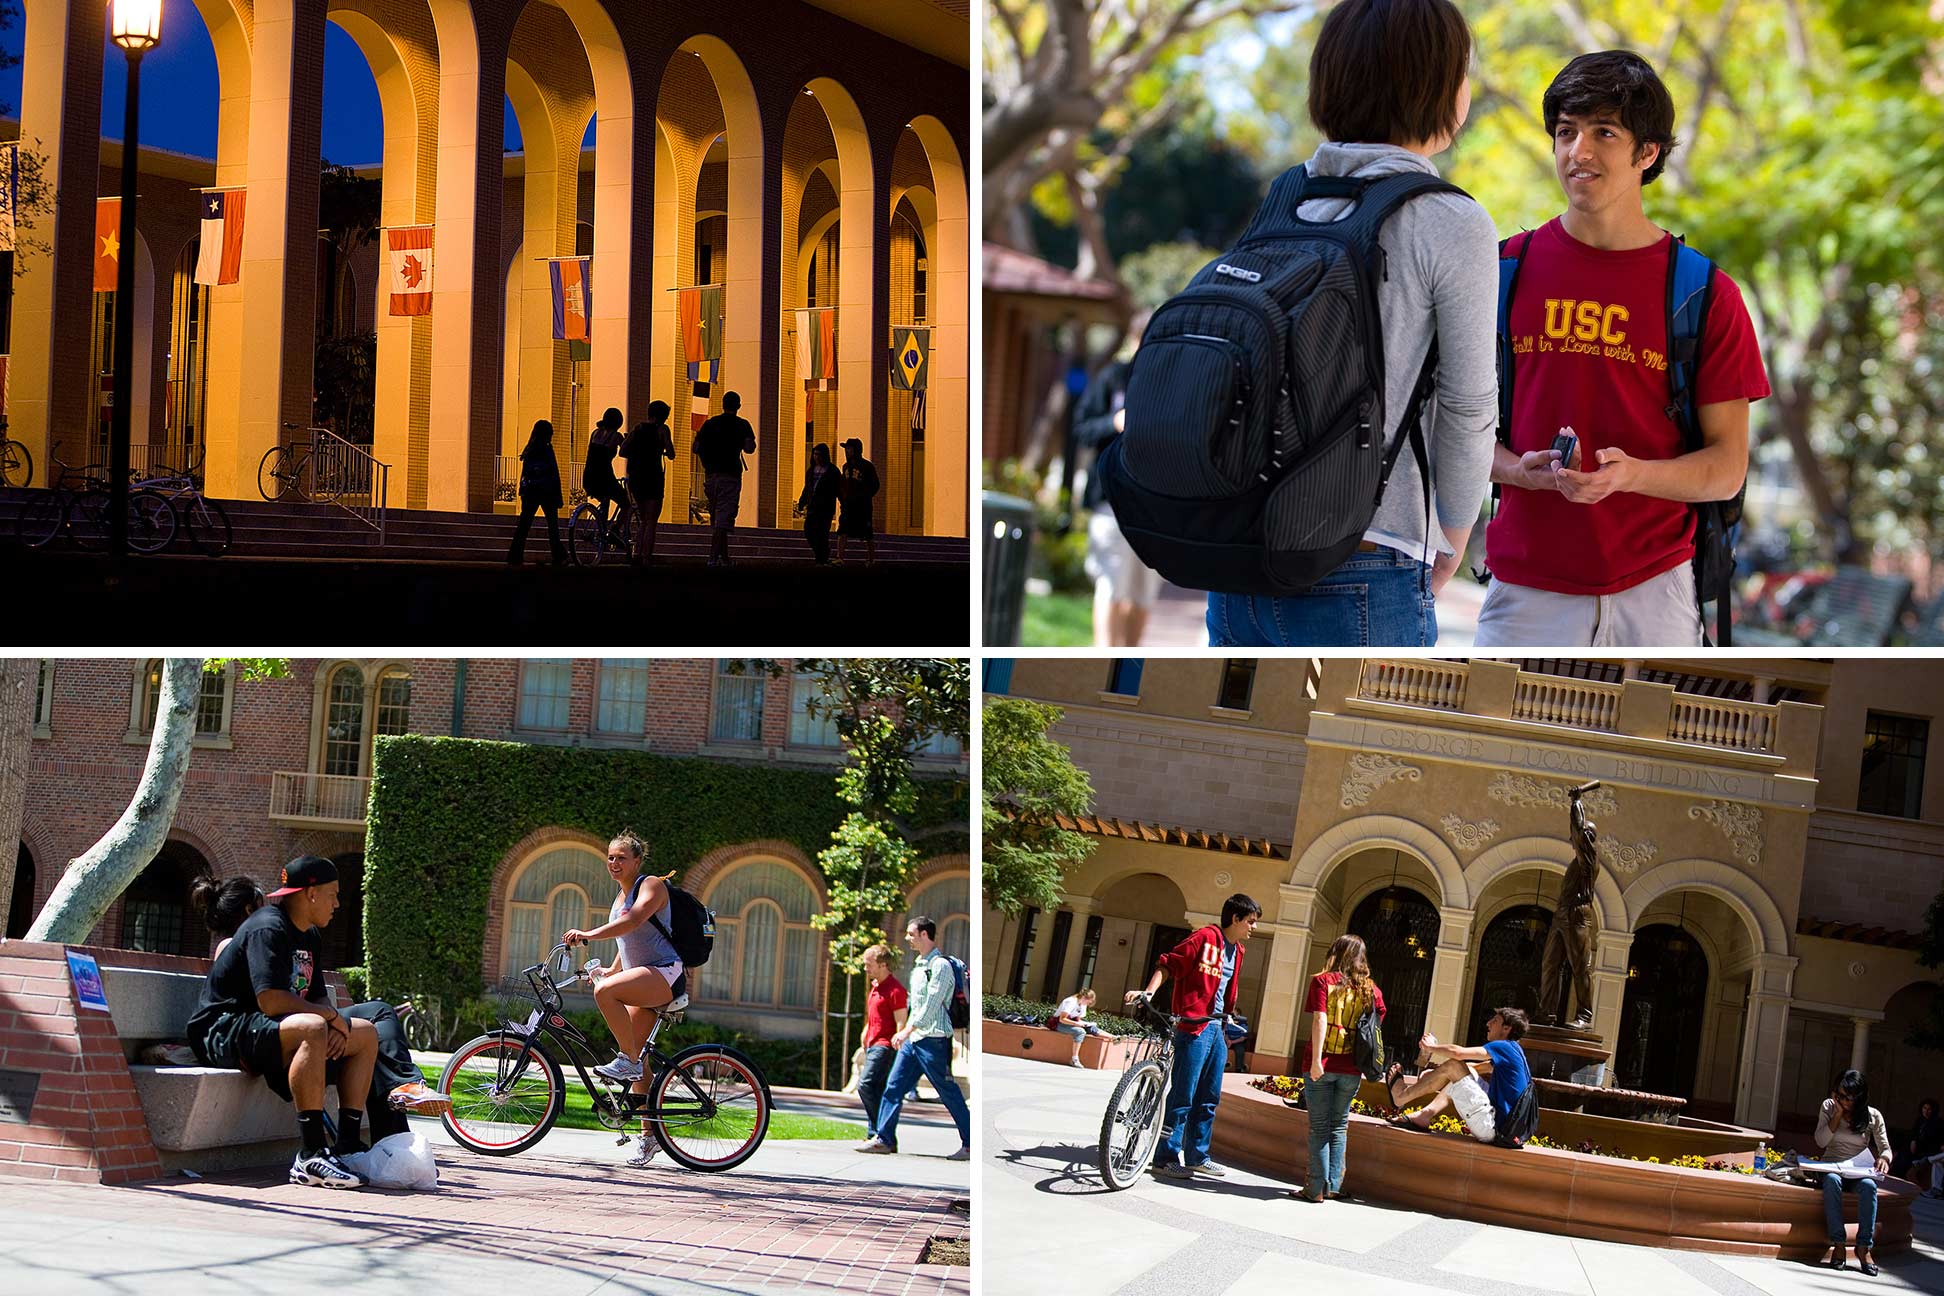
left=619, top=421, right=673, bottom=483
left=186, top=904, right=323, bottom=1044
left=695, top=413, right=755, bottom=475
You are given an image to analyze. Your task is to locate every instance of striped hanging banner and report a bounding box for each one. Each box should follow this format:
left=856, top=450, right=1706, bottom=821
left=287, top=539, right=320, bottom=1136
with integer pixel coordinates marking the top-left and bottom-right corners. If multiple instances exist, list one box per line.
left=550, top=256, right=593, bottom=342
left=794, top=308, right=837, bottom=391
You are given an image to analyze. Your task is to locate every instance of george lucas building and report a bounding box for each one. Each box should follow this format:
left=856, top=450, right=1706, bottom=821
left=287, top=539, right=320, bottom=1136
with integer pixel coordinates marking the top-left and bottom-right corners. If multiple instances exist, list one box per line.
left=983, top=657, right=1943, bottom=1136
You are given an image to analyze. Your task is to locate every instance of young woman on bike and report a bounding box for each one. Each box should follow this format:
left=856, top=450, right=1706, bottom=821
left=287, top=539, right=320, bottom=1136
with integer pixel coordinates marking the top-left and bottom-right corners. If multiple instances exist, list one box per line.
left=1296, top=934, right=1385, bottom=1203
left=583, top=406, right=631, bottom=542
left=563, top=830, right=689, bottom=1167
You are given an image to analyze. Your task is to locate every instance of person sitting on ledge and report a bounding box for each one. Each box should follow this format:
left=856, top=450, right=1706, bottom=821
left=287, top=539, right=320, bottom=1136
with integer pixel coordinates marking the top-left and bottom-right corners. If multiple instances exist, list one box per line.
left=1050, top=987, right=1118, bottom=1068
left=1384, top=1006, right=1531, bottom=1144
left=185, top=855, right=380, bottom=1189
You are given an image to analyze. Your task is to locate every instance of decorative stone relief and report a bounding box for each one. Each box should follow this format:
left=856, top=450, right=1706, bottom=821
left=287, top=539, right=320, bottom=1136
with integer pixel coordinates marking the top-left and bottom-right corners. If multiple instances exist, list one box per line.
left=1439, top=814, right=1501, bottom=852
left=1213, top=870, right=1232, bottom=888
left=1849, top=961, right=1868, bottom=980
left=1594, top=838, right=1657, bottom=874
left=1341, top=752, right=1422, bottom=808
left=1488, top=773, right=1618, bottom=817
left=1688, top=800, right=1763, bottom=867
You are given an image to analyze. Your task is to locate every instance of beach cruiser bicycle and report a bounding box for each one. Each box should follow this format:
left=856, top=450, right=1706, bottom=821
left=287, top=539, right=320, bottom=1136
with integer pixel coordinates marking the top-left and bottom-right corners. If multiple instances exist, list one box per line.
left=1097, top=995, right=1213, bottom=1190
left=436, top=942, right=772, bottom=1171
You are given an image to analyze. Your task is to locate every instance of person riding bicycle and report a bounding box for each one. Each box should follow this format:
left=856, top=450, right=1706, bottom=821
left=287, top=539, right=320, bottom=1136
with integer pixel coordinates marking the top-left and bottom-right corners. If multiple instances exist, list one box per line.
left=1126, top=893, right=1261, bottom=1180
left=584, top=406, right=631, bottom=542
left=563, top=830, right=690, bottom=1168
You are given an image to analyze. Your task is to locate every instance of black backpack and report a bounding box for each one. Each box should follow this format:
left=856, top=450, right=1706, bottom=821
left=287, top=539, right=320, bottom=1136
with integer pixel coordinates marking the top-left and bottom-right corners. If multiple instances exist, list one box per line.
left=1492, top=1080, right=1542, bottom=1150
left=943, top=955, right=970, bottom=1030
left=1352, top=999, right=1387, bottom=1082
left=627, top=873, right=717, bottom=968
left=1097, top=164, right=1467, bottom=595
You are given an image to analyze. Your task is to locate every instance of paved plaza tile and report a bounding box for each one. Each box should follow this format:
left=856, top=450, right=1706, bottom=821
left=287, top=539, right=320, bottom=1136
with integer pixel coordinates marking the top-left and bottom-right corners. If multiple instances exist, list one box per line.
left=0, top=1118, right=969, bottom=1295
left=983, top=1053, right=1944, bottom=1296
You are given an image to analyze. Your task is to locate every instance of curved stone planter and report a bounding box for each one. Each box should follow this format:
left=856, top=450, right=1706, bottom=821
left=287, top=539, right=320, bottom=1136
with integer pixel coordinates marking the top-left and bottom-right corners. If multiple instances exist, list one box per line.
left=981, top=1020, right=1141, bottom=1069
left=1210, top=1075, right=1912, bottom=1259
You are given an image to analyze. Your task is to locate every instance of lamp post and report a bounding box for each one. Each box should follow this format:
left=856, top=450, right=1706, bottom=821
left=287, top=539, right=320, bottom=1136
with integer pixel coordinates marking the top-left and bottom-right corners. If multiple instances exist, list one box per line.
left=108, top=0, right=163, bottom=558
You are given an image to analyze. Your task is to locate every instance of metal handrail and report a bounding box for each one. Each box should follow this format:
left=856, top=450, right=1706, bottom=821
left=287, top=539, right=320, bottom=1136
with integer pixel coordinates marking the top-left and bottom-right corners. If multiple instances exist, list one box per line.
left=309, top=426, right=390, bottom=543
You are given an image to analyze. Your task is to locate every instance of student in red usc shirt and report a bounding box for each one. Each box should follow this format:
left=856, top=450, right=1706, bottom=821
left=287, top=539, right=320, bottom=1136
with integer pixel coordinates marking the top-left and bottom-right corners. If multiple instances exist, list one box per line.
left=1125, top=894, right=1262, bottom=1180
left=1478, top=51, right=1770, bottom=647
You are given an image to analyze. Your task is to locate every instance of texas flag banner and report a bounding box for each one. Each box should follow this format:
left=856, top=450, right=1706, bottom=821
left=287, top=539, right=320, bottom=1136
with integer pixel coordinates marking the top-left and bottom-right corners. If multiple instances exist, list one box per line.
left=794, top=308, right=837, bottom=391
left=687, top=358, right=719, bottom=434
left=889, top=326, right=929, bottom=391
left=550, top=256, right=593, bottom=343
left=386, top=225, right=434, bottom=316
left=94, top=197, right=121, bottom=293
left=193, top=189, right=246, bottom=286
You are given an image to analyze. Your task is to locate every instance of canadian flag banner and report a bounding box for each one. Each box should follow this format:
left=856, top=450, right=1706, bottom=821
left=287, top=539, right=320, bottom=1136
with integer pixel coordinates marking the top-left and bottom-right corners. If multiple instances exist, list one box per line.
left=387, top=225, right=435, bottom=316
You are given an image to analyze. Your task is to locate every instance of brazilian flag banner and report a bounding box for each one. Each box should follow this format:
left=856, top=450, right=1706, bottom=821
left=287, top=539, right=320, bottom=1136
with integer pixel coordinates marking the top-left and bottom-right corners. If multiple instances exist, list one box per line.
left=889, top=326, right=930, bottom=391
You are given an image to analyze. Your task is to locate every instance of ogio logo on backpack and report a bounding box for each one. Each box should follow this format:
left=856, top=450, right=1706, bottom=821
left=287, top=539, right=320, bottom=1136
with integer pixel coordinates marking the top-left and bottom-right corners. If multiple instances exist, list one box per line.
left=1214, top=263, right=1262, bottom=283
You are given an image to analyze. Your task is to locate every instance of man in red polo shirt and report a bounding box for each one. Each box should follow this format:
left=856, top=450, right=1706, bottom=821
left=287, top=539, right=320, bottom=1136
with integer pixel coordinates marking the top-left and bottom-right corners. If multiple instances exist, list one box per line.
left=1481, top=51, right=1769, bottom=646
left=855, top=942, right=907, bottom=1148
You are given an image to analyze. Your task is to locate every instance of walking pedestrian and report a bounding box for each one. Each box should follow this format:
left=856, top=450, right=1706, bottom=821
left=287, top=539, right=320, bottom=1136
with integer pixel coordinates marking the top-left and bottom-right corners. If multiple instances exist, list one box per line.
left=620, top=402, right=675, bottom=565
left=694, top=391, right=756, bottom=566
left=837, top=437, right=879, bottom=566
left=507, top=419, right=567, bottom=566
left=855, top=943, right=907, bottom=1147
left=1294, top=934, right=1384, bottom=1202
left=858, top=917, right=971, bottom=1161
left=798, top=442, right=841, bottom=563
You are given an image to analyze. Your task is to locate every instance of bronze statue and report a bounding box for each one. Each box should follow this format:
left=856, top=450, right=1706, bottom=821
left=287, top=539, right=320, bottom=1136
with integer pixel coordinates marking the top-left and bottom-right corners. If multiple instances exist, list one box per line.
left=1537, top=780, right=1601, bottom=1029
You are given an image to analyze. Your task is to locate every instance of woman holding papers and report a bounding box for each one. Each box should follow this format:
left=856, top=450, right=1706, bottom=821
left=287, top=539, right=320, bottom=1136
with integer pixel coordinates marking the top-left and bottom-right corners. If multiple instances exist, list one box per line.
left=1815, top=1069, right=1893, bottom=1275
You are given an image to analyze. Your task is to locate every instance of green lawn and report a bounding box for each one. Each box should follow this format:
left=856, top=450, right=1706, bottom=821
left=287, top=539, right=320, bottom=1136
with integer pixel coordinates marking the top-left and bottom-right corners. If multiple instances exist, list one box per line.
left=418, top=1064, right=864, bottom=1139
left=1023, top=589, right=1092, bottom=646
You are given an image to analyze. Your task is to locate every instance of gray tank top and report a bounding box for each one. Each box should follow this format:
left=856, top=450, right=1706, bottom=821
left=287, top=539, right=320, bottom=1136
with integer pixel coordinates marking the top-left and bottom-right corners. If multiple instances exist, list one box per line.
left=611, top=880, right=680, bottom=971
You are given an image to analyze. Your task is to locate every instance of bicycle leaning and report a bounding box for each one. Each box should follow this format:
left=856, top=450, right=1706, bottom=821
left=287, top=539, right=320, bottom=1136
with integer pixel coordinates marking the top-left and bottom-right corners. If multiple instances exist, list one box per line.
left=1097, top=995, right=1213, bottom=1190
left=567, top=493, right=633, bottom=566
left=435, top=942, right=772, bottom=1171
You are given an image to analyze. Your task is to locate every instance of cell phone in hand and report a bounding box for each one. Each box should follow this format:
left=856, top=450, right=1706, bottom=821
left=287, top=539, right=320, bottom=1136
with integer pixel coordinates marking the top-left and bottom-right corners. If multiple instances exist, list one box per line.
left=1551, top=430, right=1579, bottom=471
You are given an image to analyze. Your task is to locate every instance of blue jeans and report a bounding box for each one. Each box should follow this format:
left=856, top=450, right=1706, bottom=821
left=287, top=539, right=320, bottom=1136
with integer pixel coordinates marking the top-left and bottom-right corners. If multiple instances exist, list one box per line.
left=857, top=1045, right=895, bottom=1140
left=1161, top=1025, right=1226, bottom=1168
left=1305, top=1071, right=1361, bottom=1196
left=875, top=1036, right=971, bottom=1149
left=1822, top=1172, right=1878, bottom=1250
left=1207, top=548, right=1436, bottom=647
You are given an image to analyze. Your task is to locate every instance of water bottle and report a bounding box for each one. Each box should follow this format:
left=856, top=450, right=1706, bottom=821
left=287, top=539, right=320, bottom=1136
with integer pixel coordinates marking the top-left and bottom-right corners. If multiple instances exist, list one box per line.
left=1755, top=1141, right=1767, bottom=1173
left=583, top=957, right=606, bottom=987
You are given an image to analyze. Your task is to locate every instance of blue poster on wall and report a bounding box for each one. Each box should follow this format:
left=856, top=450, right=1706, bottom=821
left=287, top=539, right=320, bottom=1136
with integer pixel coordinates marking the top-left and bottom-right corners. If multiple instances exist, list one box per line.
left=65, top=950, right=111, bottom=1014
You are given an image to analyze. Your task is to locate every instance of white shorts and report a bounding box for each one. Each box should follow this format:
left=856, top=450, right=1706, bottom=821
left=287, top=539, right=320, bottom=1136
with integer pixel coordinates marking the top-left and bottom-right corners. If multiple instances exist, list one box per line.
left=1086, top=508, right=1161, bottom=609
left=631, top=962, right=682, bottom=989
left=1474, top=561, right=1703, bottom=648
left=1447, top=1068, right=1498, bottom=1143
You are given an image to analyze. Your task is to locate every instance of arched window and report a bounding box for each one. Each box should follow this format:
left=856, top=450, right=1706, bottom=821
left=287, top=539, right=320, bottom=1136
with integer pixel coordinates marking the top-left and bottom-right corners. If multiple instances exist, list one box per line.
left=500, top=843, right=617, bottom=987
left=121, top=842, right=211, bottom=957
left=132, top=660, right=232, bottom=742
left=1616, top=923, right=1710, bottom=1098
left=1465, top=904, right=1552, bottom=1046
left=1345, top=885, right=1441, bottom=1069
left=313, top=661, right=414, bottom=778
left=324, top=664, right=365, bottom=775
left=698, top=859, right=823, bottom=1009
left=903, top=873, right=969, bottom=967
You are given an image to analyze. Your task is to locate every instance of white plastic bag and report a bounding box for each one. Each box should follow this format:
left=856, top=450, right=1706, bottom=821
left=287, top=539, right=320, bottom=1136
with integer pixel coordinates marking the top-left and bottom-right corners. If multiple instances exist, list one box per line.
left=340, top=1132, right=439, bottom=1190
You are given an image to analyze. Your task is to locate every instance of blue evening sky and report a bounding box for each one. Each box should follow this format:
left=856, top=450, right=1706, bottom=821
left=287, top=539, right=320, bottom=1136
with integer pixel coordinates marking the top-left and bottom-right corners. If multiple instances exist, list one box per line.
left=0, top=8, right=593, bottom=165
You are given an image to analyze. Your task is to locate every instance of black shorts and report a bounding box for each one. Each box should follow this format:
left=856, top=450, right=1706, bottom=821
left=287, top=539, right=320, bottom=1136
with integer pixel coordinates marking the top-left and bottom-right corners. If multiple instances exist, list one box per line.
left=195, top=1010, right=343, bottom=1103
left=627, top=474, right=665, bottom=510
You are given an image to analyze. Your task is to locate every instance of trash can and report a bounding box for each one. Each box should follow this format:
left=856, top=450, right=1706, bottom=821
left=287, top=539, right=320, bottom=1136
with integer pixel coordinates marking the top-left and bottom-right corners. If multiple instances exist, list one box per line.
left=982, top=491, right=1035, bottom=647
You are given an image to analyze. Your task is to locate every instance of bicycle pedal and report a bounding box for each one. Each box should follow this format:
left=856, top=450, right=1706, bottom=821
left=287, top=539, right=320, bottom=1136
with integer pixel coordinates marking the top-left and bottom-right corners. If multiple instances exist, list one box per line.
left=616, top=1135, right=633, bottom=1146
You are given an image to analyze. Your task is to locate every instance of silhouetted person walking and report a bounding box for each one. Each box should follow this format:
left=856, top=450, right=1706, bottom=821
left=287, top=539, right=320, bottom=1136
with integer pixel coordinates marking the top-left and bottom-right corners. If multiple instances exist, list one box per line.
left=695, top=390, right=756, bottom=566
left=837, top=437, right=879, bottom=566
left=507, top=419, right=566, bottom=566
left=620, top=401, right=676, bottom=565
left=798, top=442, right=841, bottom=564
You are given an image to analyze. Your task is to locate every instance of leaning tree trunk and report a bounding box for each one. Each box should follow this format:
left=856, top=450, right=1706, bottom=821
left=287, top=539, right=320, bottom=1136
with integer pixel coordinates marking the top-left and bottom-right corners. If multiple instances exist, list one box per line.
left=25, top=658, right=203, bottom=944
left=0, top=659, right=38, bottom=930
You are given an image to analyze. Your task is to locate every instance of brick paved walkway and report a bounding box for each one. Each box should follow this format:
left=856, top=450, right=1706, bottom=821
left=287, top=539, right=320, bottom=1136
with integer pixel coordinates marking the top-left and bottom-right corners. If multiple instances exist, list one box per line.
left=0, top=1127, right=970, bottom=1295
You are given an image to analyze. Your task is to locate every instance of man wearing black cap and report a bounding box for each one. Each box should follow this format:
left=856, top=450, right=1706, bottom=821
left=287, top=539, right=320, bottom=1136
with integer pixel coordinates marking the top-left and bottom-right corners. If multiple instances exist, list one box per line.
left=837, top=437, right=878, bottom=566
left=186, top=855, right=379, bottom=1188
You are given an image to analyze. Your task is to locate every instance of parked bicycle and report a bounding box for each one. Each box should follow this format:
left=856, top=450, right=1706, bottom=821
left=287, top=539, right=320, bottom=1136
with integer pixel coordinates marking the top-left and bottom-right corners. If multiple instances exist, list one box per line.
left=0, top=430, right=32, bottom=488
left=134, top=470, right=232, bottom=556
left=568, top=495, right=633, bottom=566
left=436, top=942, right=771, bottom=1170
left=16, top=459, right=174, bottom=553
left=259, top=428, right=343, bottom=502
left=1097, top=995, right=1212, bottom=1190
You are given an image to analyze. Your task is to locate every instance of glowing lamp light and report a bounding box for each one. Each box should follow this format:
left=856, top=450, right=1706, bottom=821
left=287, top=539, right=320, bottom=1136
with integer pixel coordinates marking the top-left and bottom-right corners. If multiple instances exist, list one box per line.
left=111, top=0, right=164, bottom=53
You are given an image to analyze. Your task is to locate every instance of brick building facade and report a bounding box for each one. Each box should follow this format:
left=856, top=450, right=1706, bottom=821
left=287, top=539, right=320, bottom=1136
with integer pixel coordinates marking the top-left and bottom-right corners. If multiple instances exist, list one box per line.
left=5, top=0, right=969, bottom=536
left=984, top=656, right=1944, bottom=1135
left=12, top=658, right=968, bottom=1041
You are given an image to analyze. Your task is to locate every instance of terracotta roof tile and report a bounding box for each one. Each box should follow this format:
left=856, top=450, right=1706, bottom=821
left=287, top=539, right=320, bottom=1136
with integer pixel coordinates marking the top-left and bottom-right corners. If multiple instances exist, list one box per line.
left=982, top=242, right=1120, bottom=301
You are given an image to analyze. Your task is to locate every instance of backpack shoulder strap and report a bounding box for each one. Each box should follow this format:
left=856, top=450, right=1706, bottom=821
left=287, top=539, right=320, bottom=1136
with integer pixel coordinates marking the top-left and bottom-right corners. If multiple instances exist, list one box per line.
left=1664, top=236, right=1716, bottom=451
left=628, top=873, right=677, bottom=944
left=1495, top=230, right=1536, bottom=447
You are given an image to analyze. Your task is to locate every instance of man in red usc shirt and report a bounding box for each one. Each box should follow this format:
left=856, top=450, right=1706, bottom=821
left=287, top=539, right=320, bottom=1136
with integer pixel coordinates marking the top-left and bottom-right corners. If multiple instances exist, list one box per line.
left=855, top=943, right=907, bottom=1149
left=1479, top=51, right=1770, bottom=646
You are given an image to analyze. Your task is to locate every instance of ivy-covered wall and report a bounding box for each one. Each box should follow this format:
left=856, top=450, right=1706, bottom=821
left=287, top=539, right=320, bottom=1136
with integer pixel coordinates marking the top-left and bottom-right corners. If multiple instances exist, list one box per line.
left=363, top=734, right=969, bottom=1077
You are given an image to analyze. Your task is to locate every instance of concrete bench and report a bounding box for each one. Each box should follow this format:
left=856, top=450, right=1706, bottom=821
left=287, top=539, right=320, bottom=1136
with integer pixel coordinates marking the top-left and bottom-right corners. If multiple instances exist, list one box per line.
left=101, top=964, right=341, bottom=1174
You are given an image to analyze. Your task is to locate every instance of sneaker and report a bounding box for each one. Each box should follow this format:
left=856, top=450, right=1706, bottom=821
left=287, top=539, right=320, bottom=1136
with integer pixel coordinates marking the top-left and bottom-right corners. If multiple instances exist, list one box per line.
left=626, top=1134, right=658, bottom=1168
left=1155, top=1160, right=1195, bottom=1179
left=594, top=1053, right=645, bottom=1082
left=1070, top=1058, right=1085, bottom=1068
left=387, top=1082, right=453, bottom=1117
left=291, top=1149, right=365, bottom=1189
left=946, top=1146, right=971, bottom=1161
left=1190, top=1160, right=1228, bottom=1179
left=857, top=1138, right=896, bottom=1155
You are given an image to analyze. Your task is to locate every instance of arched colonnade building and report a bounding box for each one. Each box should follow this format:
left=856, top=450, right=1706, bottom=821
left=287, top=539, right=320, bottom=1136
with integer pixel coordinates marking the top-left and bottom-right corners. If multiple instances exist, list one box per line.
left=984, top=656, right=1944, bottom=1135
left=5, top=0, right=968, bottom=536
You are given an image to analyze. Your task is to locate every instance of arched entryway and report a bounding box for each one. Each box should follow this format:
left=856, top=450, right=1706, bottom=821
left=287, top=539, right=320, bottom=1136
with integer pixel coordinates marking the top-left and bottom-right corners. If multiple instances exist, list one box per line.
left=1615, top=923, right=1710, bottom=1097
left=120, top=841, right=213, bottom=956
left=1346, top=884, right=1440, bottom=1068
left=1464, top=903, right=1552, bottom=1046
left=320, top=851, right=367, bottom=972
left=6, top=844, right=36, bottom=939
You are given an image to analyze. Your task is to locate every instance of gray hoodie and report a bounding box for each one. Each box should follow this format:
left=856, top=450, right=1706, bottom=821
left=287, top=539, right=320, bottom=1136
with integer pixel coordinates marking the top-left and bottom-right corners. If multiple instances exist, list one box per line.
left=1297, top=142, right=1499, bottom=561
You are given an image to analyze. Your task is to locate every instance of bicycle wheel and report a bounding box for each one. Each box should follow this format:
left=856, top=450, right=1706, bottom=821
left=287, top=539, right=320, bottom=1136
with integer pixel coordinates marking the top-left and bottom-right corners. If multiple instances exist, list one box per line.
left=1, top=438, right=32, bottom=488
left=1099, top=1059, right=1168, bottom=1190
left=67, top=489, right=112, bottom=551
left=401, top=1006, right=435, bottom=1054
left=178, top=494, right=233, bottom=556
left=16, top=493, right=67, bottom=548
left=127, top=489, right=177, bottom=554
left=650, top=1044, right=771, bottom=1171
left=258, top=445, right=294, bottom=501
left=438, top=1031, right=565, bottom=1156
left=567, top=502, right=605, bottom=566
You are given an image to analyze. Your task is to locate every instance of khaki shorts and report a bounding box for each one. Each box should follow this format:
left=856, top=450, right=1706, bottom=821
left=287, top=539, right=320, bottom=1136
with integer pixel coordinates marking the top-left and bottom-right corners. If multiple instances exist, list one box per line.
left=1085, top=507, right=1161, bottom=609
left=704, top=474, right=741, bottom=528
left=1447, top=1068, right=1498, bottom=1143
left=1475, top=561, right=1703, bottom=648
